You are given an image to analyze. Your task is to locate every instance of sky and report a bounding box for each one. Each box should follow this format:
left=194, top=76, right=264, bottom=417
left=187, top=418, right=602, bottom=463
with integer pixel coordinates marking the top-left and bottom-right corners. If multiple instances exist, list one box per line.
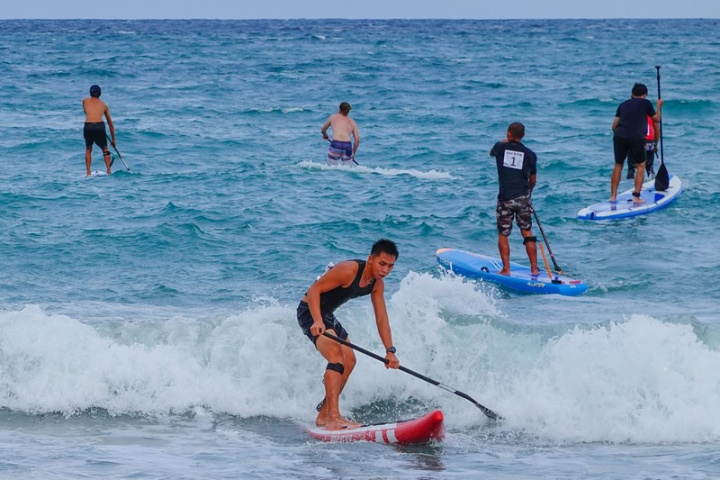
left=2, top=0, right=720, bottom=19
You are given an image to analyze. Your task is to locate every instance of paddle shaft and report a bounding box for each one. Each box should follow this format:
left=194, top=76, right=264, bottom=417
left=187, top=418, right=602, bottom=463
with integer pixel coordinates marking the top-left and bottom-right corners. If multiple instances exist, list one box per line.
left=538, top=242, right=553, bottom=279
left=529, top=204, right=563, bottom=274
left=655, top=66, right=665, bottom=165
left=322, top=332, right=502, bottom=421
left=107, top=135, right=130, bottom=171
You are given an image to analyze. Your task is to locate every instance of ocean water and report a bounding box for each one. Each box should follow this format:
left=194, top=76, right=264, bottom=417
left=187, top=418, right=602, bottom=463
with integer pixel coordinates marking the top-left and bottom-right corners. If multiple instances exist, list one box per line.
left=1, top=18, right=719, bottom=479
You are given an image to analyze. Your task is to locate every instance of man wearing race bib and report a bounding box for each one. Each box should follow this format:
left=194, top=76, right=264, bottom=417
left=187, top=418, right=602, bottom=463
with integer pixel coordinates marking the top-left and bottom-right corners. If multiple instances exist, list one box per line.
left=489, top=122, right=539, bottom=276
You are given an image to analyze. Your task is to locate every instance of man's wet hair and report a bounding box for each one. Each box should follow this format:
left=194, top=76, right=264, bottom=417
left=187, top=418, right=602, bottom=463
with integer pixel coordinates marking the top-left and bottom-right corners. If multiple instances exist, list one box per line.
left=339, top=102, right=352, bottom=113
left=507, top=122, right=525, bottom=140
left=90, top=85, right=101, bottom=98
left=371, top=238, right=399, bottom=259
left=632, top=83, right=648, bottom=96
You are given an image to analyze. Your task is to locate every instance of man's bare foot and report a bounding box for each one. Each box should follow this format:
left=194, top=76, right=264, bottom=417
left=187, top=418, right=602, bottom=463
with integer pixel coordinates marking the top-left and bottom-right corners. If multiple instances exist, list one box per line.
left=531, top=270, right=540, bottom=276
left=315, top=411, right=329, bottom=427
left=609, top=197, right=617, bottom=203
left=497, top=269, right=510, bottom=276
left=633, top=197, right=645, bottom=205
left=322, top=416, right=362, bottom=430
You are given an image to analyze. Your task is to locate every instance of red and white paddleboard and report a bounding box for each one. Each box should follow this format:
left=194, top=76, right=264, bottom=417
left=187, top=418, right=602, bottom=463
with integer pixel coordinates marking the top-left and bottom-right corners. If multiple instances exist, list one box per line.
left=305, top=410, right=445, bottom=445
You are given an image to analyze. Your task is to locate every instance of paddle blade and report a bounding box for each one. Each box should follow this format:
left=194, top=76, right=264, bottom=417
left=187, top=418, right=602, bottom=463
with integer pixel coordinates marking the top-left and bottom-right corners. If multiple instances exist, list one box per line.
left=655, top=162, right=669, bottom=191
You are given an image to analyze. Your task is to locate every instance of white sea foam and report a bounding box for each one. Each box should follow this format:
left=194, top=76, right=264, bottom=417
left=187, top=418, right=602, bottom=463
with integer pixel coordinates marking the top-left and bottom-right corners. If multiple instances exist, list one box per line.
left=296, top=160, right=455, bottom=180
left=2, top=276, right=720, bottom=444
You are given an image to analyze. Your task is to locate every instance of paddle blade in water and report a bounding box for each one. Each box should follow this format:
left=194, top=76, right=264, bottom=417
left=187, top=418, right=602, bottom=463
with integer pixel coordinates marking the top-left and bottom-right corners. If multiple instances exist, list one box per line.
left=655, top=162, right=669, bottom=191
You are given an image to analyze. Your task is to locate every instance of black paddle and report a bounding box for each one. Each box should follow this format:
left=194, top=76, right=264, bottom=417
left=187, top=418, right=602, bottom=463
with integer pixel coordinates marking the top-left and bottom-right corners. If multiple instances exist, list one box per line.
left=654, top=66, right=669, bottom=191
left=322, top=331, right=502, bottom=421
left=529, top=203, right=564, bottom=275
left=107, top=135, right=130, bottom=171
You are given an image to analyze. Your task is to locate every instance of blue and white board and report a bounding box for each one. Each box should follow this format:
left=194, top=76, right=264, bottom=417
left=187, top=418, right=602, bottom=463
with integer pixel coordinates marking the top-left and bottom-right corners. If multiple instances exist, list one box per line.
left=86, top=171, right=109, bottom=177
left=436, top=248, right=588, bottom=296
left=577, top=175, right=682, bottom=221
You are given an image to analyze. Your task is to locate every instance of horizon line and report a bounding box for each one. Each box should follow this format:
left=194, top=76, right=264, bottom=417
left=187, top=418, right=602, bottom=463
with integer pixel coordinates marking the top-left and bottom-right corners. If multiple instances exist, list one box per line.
left=1, top=16, right=717, bottom=20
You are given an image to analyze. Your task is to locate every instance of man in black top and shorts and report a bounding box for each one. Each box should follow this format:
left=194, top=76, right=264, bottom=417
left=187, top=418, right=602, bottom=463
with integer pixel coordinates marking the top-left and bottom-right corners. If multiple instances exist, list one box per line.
left=611, top=83, right=663, bottom=204
left=297, top=239, right=400, bottom=430
left=489, top=122, right=539, bottom=276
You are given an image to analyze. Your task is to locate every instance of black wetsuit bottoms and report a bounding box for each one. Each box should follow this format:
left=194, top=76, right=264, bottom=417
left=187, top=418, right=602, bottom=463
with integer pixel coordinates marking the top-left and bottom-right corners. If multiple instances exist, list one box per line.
left=84, top=122, right=107, bottom=148
left=297, top=301, right=349, bottom=345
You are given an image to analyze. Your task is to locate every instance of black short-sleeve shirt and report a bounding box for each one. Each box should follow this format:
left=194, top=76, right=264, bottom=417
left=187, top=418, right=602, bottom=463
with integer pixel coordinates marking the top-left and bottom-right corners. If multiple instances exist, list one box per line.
left=613, top=98, right=656, bottom=140
left=490, top=140, right=538, bottom=201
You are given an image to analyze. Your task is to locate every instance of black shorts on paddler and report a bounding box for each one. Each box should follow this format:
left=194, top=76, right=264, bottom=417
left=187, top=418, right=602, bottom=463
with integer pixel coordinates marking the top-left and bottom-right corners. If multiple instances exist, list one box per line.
left=84, top=122, right=107, bottom=148
left=297, top=301, right=349, bottom=345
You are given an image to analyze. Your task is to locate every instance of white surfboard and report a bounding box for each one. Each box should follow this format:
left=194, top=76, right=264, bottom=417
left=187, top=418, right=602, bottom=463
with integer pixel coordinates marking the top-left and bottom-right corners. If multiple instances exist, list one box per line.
left=577, top=175, right=682, bottom=221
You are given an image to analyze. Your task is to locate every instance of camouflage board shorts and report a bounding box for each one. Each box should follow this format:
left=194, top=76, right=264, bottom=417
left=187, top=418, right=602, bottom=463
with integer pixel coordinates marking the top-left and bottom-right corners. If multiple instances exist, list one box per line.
left=496, top=194, right=532, bottom=236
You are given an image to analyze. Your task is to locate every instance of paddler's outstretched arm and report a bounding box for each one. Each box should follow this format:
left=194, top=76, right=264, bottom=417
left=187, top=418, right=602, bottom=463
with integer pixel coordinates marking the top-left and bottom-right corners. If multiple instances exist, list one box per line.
left=652, top=98, right=663, bottom=122
left=104, top=105, right=116, bottom=147
left=371, top=281, right=400, bottom=369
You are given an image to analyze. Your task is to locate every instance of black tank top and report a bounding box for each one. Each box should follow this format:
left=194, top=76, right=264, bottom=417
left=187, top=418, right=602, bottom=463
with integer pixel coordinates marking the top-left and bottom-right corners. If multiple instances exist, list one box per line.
left=320, top=260, right=375, bottom=315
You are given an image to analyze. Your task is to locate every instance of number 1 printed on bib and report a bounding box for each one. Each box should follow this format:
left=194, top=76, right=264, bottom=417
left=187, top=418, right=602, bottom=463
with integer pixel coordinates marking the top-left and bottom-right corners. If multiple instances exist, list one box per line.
left=503, top=150, right=525, bottom=170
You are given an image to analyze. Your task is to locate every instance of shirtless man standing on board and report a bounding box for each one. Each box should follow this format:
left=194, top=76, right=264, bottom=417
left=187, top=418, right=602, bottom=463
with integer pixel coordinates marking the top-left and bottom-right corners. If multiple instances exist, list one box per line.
left=321, top=102, right=360, bottom=166
left=82, top=85, right=116, bottom=176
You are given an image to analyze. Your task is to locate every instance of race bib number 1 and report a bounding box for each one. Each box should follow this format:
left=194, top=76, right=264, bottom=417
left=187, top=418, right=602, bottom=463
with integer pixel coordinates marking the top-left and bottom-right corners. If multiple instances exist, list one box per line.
left=503, top=150, right=525, bottom=170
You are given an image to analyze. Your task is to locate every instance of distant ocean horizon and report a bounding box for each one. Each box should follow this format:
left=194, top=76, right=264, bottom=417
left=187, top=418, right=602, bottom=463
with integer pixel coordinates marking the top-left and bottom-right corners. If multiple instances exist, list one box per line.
left=1, top=18, right=719, bottom=479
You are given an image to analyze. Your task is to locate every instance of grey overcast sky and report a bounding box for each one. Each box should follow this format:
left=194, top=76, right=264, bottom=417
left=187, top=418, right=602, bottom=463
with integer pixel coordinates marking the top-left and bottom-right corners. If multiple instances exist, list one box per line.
left=2, top=0, right=719, bottom=19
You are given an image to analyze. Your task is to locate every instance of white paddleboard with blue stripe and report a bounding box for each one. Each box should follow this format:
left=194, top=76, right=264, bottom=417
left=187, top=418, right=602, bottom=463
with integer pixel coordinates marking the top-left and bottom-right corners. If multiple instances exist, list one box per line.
left=577, top=175, right=682, bottom=221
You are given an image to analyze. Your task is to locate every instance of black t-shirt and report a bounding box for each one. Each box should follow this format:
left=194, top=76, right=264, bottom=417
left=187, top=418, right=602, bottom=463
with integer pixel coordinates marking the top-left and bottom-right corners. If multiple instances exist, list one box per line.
left=613, top=98, right=656, bottom=140
left=490, top=140, right=537, bottom=201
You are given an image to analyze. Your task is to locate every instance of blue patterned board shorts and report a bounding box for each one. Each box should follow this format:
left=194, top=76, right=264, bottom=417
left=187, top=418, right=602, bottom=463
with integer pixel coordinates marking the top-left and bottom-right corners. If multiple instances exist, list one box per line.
left=327, top=140, right=354, bottom=166
left=496, top=194, right=533, bottom=236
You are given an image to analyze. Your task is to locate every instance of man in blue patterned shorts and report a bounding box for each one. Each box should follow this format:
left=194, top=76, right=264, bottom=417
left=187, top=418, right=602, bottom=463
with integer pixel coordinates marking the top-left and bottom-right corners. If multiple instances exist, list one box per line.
left=321, top=102, right=360, bottom=166
left=489, top=122, right=539, bottom=276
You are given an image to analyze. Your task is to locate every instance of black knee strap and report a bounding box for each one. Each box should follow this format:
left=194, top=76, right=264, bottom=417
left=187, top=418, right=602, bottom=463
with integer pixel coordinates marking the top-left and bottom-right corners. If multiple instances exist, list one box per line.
left=326, top=362, right=344, bottom=375
left=523, top=236, right=537, bottom=245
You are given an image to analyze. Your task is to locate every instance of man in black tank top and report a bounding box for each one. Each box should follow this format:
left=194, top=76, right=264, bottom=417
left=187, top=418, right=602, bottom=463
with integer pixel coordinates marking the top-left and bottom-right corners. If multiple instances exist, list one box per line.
left=297, top=239, right=400, bottom=430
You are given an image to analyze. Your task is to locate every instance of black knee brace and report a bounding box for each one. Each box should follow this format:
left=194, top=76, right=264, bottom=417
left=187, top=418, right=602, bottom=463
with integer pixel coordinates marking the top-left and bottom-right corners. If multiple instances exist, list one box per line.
left=326, top=362, right=344, bottom=375
left=523, top=236, right=537, bottom=245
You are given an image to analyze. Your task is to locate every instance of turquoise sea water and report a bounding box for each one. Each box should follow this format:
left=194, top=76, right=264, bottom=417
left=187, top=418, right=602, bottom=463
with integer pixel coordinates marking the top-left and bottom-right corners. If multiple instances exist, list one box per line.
left=1, top=18, right=720, bottom=479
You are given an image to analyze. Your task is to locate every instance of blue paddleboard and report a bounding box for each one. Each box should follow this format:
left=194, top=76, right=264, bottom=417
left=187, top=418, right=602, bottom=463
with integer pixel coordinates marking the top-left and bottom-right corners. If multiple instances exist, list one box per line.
left=436, top=248, right=588, bottom=296
left=577, top=174, right=682, bottom=221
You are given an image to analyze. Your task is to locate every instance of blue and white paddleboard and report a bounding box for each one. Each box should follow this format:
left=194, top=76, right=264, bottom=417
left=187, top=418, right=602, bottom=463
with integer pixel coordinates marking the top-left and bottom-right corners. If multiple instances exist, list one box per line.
left=577, top=175, right=682, bottom=221
left=436, top=248, right=588, bottom=296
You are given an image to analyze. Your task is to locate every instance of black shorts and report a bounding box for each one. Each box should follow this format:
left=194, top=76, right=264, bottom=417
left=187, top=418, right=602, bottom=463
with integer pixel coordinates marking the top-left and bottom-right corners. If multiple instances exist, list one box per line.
left=613, top=136, right=645, bottom=165
left=297, top=301, right=349, bottom=345
left=84, top=122, right=107, bottom=148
